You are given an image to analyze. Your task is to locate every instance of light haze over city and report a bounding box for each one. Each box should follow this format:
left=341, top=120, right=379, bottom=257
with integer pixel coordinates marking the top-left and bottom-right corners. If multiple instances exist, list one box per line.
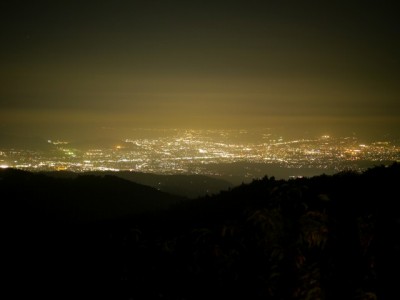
left=1, top=1, right=399, bottom=152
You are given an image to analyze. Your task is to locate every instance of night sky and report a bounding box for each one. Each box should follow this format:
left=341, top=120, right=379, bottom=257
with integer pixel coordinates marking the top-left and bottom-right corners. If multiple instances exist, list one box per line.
left=1, top=1, right=399, bottom=140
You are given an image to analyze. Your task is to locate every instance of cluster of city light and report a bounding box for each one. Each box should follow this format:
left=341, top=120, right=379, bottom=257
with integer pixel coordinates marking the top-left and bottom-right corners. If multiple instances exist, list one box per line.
left=1, top=130, right=399, bottom=176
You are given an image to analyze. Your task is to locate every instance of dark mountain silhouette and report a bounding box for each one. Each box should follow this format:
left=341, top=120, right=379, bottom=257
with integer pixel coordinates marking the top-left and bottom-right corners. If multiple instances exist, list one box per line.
left=1, top=168, right=184, bottom=224
left=3, top=163, right=400, bottom=299
left=42, top=170, right=232, bottom=198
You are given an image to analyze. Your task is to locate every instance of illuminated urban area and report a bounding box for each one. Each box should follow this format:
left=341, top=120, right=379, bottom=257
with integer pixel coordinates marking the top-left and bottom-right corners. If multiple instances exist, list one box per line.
left=1, top=130, right=399, bottom=179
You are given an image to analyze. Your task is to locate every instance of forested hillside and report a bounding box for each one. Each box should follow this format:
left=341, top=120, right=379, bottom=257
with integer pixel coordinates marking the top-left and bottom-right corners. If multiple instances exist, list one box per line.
left=2, top=164, right=399, bottom=299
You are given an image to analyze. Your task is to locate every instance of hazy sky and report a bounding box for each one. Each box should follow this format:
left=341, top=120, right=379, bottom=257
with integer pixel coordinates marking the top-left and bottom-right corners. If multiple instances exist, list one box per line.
left=1, top=0, right=399, bottom=139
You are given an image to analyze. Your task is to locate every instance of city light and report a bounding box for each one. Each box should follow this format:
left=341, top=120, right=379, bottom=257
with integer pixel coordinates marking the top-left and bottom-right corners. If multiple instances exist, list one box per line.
left=1, top=130, right=399, bottom=177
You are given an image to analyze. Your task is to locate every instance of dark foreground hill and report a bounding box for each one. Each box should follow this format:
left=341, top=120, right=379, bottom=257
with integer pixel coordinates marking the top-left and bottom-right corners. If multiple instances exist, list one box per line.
left=1, top=168, right=185, bottom=223
left=3, top=164, right=400, bottom=299
left=42, top=170, right=232, bottom=198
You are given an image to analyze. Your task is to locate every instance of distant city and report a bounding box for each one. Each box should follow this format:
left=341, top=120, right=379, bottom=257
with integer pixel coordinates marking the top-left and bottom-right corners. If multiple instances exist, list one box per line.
left=1, top=129, right=399, bottom=181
